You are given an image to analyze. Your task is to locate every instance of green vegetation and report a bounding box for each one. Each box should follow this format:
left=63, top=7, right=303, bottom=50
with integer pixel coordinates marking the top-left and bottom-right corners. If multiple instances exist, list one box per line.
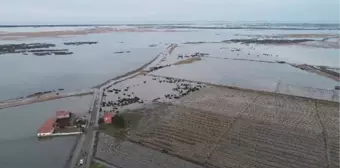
left=99, top=112, right=143, bottom=140
left=174, top=57, right=202, bottom=65
left=98, top=118, right=104, bottom=124
left=90, top=162, right=105, bottom=168
left=112, top=114, right=125, bottom=128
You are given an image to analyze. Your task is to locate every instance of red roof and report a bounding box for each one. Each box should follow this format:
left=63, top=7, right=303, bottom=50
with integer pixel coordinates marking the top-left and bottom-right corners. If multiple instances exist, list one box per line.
left=104, top=112, right=113, bottom=123
left=104, top=112, right=113, bottom=118
left=38, top=118, right=56, bottom=133
left=56, top=111, right=70, bottom=117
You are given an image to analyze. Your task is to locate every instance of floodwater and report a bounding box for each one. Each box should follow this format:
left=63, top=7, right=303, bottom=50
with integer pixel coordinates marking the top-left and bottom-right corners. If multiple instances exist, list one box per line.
left=170, top=43, right=339, bottom=67
left=0, top=32, right=167, bottom=100
left=0, top=24, right=339, bottom=168
left=152, top=57, right=339, bottom=92
left=0, top=95, right=92, bottom=168
left=0, top=28, right=173, bottom=168
left=253, top=44, right=339, bottom=67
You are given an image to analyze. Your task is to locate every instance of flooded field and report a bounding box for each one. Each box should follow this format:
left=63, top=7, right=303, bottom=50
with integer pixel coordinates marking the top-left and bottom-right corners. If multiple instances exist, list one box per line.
left=0, top=32, right=168, bottom=101
left=0, top=23, right=339, bottom=168
left=152, top=57, right=338, bottom=92
left=102, top=75, right=205, bottom=112
left=169, top=43, right=339, bottom=67
left=0, top=27, right=338, bottom=101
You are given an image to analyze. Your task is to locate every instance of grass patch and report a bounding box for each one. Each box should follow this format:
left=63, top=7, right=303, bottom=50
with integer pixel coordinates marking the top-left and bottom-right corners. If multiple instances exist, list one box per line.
left=90, top=162, right=105, bottom=168
left=99, top=112, right=143, bottom=140
left=112, top=115, right=125, bottom=128
left=174, top=57, right=202, bottom=65
left=130, top=71, right=146, bottom=78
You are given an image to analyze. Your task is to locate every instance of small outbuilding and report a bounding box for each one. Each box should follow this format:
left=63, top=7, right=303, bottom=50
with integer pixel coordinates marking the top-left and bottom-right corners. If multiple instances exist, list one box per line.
left=56, top=110, right=70, bottom=119
left=104, top=112, right=113, bottom=124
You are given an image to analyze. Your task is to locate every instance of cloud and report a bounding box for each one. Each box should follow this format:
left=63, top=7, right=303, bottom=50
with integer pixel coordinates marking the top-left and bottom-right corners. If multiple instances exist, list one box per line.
left=0, top=0, right=338, bottom=24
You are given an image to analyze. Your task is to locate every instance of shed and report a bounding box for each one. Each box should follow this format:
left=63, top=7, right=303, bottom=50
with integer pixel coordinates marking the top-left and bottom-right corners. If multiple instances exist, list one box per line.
left=104, top=112, right=113, bottom=124
left=56, top=110, right=70, bottom=119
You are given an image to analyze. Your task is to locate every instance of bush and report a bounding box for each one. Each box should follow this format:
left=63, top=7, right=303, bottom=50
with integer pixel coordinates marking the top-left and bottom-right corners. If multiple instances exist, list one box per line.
left=98, top=118, right=104, bottom=124
left=112, top=115, right=125, bottom=128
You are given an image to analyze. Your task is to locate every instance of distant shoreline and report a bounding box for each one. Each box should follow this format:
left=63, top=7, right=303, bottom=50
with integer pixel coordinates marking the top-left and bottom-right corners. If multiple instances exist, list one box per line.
left=0, top=27, right=183, bottom=40
left=0, top=23, right=193, bottom=28
left=0, top=23, right=339, bottom=30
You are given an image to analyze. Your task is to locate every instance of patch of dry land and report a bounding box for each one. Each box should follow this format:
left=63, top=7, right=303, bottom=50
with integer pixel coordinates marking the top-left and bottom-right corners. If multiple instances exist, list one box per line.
left=96, top=83, right=339, bottom=168
left=173, top=57, right=202, bottom=65
left=0, top=27, right=181, bottom=40
left=0, top=89, right=93, bottom=109
left=235, top=33, right=339, bottom=39
left=279, top=34, right=339, bottom=38
left=233, top=33, right=340, bottom=49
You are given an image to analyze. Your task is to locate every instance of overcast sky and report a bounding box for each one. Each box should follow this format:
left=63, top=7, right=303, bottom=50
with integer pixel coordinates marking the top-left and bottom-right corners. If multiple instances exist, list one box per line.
left=0, top=0, right=339, bottom=24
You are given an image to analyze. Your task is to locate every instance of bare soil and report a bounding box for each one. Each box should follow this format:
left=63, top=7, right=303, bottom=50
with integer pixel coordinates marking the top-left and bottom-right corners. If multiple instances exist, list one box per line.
left=174, top=57, right=202, bottom=65
left=97, top=86, right=339, bottom=168
left=0, top=27, right=183, bottom=40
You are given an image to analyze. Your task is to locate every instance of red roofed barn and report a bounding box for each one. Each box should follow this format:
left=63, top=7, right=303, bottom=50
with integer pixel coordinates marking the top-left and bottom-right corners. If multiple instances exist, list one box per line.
left=37, top=118, right=56, bottom=137
left=104, top=112, right=113, bottom=124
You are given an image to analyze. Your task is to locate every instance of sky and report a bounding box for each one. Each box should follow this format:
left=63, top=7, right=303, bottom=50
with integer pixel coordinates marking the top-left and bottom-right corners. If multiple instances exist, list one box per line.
left=0, top=0, right=339, bottom=24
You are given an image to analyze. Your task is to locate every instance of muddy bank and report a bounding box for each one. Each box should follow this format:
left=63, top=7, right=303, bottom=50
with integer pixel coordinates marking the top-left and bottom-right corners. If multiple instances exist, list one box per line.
left=64, top=41, right=98, bottom=46
left=183, top=41, right=209, bottom=44
left=0, top=43, right=55, bottom=54
left=291, top=64, right=340, bottom=82
left=184, top=38, right=339, bottom=49
left=149, top=44, right=157, bottom=47
left=1, top=89, right=64, bottom=101
left=281, top=34, right=339, bottom=38
left=184, top=39, right=315, bottom=45
left=224, top=39, right=315, bottom=44
left=317, top=66, right=340, bottom=77
left=0, top=89, right=93, bottom=109
left=147, top=65, right=171, bottom=73
left=160, top=25, right=340, bottom=30
left=0, top=27, right=182, bottom=40
left=177, top=52, right=209, bottom=59
left=207, top=56, right=279, bottom=64
left=174, top=57, right=202, bottom=65
left=167, top=44, right=177, bottom=54
left=93, top=50, right=165, bottom=89
left=26, top=89, right=64, bottom=98
left=113, top=51, right=131, bottom=54
left=235, top=33, right=339, bottom=38
left=33, top=50, right=73, bottom=56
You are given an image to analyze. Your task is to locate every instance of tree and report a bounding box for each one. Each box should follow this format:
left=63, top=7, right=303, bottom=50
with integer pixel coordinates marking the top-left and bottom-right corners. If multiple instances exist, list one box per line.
left=98, top=118, right=104, bottom=124
left=112, top=115, right=125, bottom=128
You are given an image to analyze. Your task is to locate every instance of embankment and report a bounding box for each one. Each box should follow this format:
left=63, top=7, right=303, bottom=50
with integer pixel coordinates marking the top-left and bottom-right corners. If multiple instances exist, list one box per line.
left=291, top=64, right=340, bottom=82
left=93, top=44, right=177, bottom=89
left=0, top=90, right=93, bottom=110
